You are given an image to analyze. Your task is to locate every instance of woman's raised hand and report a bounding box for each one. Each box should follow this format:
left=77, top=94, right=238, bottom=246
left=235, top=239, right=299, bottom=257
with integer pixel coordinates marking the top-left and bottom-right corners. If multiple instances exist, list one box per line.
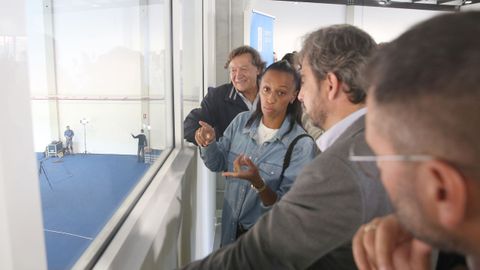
left=195, top=121, right=216, bottom=147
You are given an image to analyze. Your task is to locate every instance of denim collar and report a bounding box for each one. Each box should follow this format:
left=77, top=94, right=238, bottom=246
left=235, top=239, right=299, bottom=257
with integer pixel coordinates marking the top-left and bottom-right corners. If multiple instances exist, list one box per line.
left=242, top=114, right=293, bottom=147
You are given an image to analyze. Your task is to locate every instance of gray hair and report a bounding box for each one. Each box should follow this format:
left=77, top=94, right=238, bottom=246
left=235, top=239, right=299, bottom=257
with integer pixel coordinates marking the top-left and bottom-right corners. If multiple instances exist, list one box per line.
left=298, top=25, right=376, bottom=104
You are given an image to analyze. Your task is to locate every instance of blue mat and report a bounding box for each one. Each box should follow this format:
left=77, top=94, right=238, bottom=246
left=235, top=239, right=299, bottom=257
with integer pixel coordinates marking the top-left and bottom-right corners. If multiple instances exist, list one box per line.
left=37, top=153, right=151, bottom=270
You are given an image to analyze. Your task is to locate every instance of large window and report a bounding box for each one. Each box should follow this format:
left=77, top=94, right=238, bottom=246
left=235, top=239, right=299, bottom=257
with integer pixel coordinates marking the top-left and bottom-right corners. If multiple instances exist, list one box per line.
left=178, top=0, right=203, bottom=116
left=27, top=0, right=173, bottom=269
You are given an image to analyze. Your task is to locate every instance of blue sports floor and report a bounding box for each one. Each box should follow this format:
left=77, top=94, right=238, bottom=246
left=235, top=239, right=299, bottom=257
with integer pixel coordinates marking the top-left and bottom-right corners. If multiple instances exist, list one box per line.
left=37, top=153, right=151, bottom=270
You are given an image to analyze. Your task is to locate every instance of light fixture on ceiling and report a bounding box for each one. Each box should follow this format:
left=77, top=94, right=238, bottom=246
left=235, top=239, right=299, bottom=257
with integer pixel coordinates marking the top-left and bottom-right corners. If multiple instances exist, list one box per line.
left=379, top=0, right=391, bottom=5
left=464, top=0, right=473, bottom=4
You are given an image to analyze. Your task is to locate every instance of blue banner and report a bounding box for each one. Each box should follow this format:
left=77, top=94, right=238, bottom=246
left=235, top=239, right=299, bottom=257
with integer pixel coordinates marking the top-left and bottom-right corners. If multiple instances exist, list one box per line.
left=250, top=11, right=275, bottom=66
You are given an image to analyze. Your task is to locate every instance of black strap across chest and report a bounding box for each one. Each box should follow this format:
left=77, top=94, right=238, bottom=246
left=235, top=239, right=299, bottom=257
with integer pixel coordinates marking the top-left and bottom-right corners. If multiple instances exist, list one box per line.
left=280, top=134, right=314, bottom=181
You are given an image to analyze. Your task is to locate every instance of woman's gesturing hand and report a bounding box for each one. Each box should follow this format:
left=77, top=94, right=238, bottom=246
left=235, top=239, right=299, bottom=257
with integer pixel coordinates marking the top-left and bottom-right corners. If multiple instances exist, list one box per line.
left=222, top=155, right=263, bottom=186
left=195, top=121, right=216, bottom=147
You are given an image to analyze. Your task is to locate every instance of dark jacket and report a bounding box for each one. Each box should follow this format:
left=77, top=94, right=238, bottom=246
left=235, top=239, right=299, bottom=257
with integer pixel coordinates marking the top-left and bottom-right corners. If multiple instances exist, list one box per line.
left=132, top=134, right=147, bottom=146
left=184, top=83, right=249, bottom=145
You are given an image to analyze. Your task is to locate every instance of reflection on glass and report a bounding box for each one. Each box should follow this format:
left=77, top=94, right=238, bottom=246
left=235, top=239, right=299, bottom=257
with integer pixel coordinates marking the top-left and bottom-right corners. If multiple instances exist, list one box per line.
left=28, top=1, right=171, bottom=269
left=180, top=0, right=203, bottom=117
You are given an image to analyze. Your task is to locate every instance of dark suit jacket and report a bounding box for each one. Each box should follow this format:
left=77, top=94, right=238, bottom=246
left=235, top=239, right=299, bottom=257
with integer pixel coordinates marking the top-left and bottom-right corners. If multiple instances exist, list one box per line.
left=132, top=133, right=147, bottom=146
left=182, top=115, right=392, bottom=270
left=184, top=83, right=249, bottom=145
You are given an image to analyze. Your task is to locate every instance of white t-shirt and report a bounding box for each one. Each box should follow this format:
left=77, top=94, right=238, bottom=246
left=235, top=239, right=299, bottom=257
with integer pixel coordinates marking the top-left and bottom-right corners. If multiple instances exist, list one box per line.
left=257, top=119, right=279, bottom=145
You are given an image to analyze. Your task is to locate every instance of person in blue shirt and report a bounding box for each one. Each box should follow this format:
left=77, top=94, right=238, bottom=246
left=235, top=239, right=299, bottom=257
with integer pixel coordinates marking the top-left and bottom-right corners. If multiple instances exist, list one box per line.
left=64, top=126, right=74, bottom=154
left=195, top=60, right=316, bottom=246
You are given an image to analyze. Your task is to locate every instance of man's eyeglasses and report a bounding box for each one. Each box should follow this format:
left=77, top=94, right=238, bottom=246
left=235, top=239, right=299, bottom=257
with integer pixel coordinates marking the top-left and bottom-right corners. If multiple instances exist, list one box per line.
left=349, top=142, right=479, bottom=182
left=348, top=142, right=434, bottom=179
left=349, top=154, right=433, bottom=163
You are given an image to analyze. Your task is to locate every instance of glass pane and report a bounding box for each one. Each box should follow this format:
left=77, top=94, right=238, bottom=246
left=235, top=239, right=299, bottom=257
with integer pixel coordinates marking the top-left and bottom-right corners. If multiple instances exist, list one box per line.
left=28, top=1, right=172, bottom=269
left=180, top=0, right=203, bottom=119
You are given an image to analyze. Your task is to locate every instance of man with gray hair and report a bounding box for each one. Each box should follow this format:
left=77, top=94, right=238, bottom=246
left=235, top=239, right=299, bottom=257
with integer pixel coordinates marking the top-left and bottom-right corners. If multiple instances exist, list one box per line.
left=182, top=25, right=391, bottom=270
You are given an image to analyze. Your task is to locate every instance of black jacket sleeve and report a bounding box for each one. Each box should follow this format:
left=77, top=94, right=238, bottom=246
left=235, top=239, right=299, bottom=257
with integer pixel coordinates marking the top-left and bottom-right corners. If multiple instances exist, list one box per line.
left=183, top=87, right=217, bottom=145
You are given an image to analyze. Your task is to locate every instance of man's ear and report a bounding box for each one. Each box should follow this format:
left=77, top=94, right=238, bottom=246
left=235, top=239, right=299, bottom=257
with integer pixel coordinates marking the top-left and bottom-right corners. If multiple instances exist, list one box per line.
left=325, top=72, right=340, bottom=101
left=420, top=160, right=467, bottom=230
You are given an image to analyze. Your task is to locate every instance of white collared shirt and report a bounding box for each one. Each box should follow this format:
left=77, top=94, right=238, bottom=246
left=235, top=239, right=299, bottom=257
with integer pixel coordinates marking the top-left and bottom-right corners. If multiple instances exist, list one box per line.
left=237, top=90, right=259, bottom=111
left=316, top=108, right=367, bottom=152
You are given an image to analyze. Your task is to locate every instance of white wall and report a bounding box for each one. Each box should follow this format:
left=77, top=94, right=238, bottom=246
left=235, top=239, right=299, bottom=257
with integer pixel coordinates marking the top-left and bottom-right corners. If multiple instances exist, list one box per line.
left=31, top=100, right=169, bottom=154
left=251, top=0, right=346, bottom=60
left=31, top=101, right=54, bottom=152
left=58, top=102, right=141, bottom=155
left=28, top=1, right=171, bottom=154
left=250, top=1, right=445, bottom=58
left=30, top=99, right=169, bottom=154
left=358, top=6, right=445, bottom=43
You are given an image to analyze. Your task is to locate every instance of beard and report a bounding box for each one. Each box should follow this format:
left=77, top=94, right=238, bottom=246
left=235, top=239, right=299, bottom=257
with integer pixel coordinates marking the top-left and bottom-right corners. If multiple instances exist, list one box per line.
left=303, top=102, right=328, bottom=130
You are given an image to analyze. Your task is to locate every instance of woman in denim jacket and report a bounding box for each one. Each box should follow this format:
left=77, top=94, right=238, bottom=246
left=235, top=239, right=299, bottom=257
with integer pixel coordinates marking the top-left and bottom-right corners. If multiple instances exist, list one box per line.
left=195, top=61, right=316, bottom=246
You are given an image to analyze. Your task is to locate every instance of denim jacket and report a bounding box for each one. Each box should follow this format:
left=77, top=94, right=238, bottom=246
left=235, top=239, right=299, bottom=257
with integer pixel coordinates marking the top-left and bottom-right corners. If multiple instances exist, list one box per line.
left=200, top=111, right=316, bottom=246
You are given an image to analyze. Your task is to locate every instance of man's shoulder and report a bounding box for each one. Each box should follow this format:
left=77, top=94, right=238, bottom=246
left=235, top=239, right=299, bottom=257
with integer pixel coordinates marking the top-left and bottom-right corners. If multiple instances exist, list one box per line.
left=300, top=150, right=347, bottom=176
left=297, top=127, right=366, bottom=182
left=200, top=83, right=236, bottom=106
left=322, top=115, right=367, bottom=158
left=207, top=83, right=233, bottom=96
left=281, top=124, right=315, bottom=149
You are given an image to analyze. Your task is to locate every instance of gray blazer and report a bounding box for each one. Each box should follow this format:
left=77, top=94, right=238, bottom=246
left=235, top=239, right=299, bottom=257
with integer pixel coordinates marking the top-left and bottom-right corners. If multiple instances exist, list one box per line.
left=183, top=116, right=392, bottom=270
